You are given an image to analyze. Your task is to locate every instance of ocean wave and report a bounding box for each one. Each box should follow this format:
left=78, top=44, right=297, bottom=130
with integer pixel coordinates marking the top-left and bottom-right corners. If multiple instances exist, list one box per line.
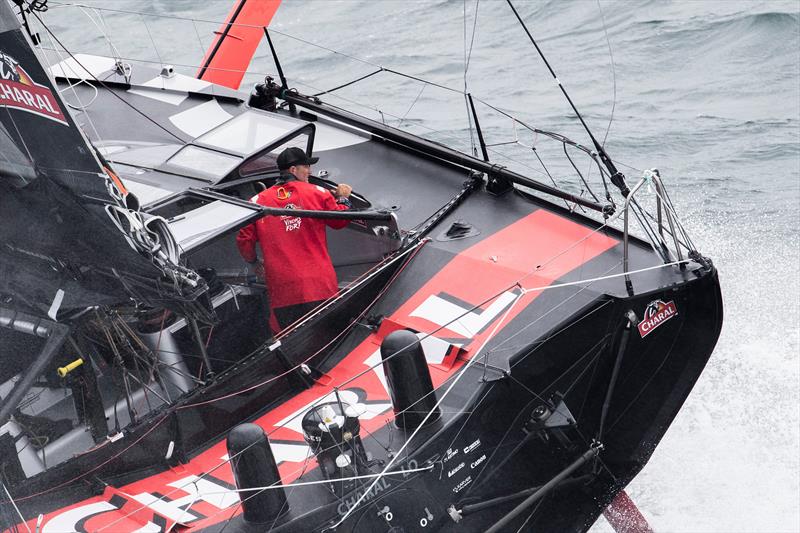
left=631, top=10, right=799, bottom=50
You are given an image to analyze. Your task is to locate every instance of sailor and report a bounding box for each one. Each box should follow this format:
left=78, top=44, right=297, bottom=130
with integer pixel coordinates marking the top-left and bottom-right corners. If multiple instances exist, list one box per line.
left=236, top=147, right=352, bottom=332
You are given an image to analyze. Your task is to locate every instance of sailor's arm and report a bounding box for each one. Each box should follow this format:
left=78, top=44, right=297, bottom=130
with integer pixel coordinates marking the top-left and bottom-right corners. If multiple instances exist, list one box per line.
left=324, top=183, right=352, bottom=228
left=236, top=223, right=259, bottom=263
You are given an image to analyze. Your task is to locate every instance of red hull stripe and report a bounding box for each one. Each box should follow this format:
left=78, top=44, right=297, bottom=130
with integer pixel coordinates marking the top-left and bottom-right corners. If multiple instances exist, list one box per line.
left=28, top=210, right=617, bottom=531
left=196, top=0, right=282, bottom=89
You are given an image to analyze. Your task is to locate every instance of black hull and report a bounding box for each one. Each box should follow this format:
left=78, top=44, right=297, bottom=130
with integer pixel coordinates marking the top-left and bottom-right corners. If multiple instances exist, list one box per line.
left=208, top=267, right=723, bottom=533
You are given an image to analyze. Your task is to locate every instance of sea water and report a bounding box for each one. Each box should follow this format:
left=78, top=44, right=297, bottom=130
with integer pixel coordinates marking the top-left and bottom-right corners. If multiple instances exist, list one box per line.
left=40, top=1, right=800, bottom=530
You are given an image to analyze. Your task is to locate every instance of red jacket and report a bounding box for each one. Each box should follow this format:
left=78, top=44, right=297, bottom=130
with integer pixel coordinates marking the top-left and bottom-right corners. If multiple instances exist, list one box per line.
left=236, top=180, right=349, bottom=311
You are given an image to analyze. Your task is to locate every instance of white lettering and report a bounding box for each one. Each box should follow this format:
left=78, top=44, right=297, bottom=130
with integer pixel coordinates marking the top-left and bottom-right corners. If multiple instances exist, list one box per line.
left=463, top=439, right=481, bottom=454
left=447, top=461, right=465, bottom=478
left=452, top=475, right=472, bottom=493
left=0, top=83, right=13, bottom=100
left=470, top=454, right=487, bottom=469
left=443, top=447, right=459, bottom=463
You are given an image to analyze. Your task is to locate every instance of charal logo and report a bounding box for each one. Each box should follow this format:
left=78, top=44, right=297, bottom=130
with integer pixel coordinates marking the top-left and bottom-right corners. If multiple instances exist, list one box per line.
left=0, top=50, right=67, bottom=125
left=637, top=299, right=678, bottom=338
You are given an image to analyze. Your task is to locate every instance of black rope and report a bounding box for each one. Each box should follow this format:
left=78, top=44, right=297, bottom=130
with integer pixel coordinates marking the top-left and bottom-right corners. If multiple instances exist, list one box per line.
left=504, top=0, right=623, bottom=181
left=563, top=142, right=601, bottom=202
left=312, top=68, right=384, bottom=97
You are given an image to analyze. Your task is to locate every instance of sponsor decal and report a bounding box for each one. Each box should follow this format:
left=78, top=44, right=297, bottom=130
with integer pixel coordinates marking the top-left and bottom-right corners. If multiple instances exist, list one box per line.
left=280, top=203, right=302, bottom=231
left=0, top=50, right=67, bottom=125
left=337, top=477, right=392, bottom=516
left=463, top=438, right=481, bottom=454
left=447, top=461, right=465, bottom=478
left=443, top=447, right=459, bottom=463
left=470, top=454, right=487, bottom=469
left=637, top=299, right=678, bottom=338
left=452, top=475, right=472, bottom=493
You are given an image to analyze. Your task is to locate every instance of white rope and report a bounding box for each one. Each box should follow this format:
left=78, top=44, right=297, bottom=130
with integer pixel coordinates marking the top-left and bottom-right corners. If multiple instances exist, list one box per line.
left=2, top=482, right=31, bottom=533
left=199, top=464, right=435, bottom=495
left=520, top=259, right=690, bottom=295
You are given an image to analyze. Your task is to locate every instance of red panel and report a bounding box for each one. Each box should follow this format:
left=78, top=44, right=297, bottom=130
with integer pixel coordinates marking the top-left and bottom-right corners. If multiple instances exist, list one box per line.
left=197, top=0, right=282, bottom=89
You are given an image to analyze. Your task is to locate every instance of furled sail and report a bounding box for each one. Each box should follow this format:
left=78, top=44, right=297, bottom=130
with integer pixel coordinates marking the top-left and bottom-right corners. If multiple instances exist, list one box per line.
left=0, top=1, right=207, bottom=318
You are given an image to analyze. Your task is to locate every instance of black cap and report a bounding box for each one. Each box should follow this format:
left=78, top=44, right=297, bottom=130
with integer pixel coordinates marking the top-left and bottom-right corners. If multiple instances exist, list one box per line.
left=276, top=147, right=319, bottom=170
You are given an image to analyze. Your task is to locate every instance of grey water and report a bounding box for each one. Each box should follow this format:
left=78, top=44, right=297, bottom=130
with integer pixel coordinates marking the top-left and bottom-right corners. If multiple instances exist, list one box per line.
left=40, top=0, right=799, bottom=530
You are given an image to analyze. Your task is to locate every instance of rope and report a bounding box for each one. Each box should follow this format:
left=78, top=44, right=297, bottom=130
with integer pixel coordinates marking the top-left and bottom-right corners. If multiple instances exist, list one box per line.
left=176, top=240, right=428, bottom=411
left=331, top=290, right=525, bottom=528
left=596, top=0, right=617, bottom=148
left=192, top=465, right=436, bottom=496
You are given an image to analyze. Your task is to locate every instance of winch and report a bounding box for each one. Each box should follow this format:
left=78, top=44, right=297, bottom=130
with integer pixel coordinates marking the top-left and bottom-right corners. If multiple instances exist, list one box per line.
left=301, top=401, right=372, bottom=494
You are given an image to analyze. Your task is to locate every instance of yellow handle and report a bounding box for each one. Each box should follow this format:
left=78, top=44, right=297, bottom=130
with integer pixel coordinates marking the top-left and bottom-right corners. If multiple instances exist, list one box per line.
left=57, top=358, right=84, bottom=378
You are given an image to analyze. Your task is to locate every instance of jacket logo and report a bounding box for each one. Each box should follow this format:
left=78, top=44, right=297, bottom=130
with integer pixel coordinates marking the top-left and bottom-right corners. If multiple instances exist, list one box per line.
left=637, top=299, right=678, bottom=338
left=281, top=202, right=301, bottom=232
left=0, top=50, right=67, bottom=125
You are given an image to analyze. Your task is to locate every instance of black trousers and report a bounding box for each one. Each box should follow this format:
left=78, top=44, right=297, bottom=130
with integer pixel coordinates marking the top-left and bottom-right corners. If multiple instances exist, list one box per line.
left=272, top=300, right=325, bottom=331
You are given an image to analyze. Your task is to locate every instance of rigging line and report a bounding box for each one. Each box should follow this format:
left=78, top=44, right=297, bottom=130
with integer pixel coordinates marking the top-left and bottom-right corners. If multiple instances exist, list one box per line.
left=178, top=242, right=428, bottom=411
left=287, top=77, right=551, bottom=182
left=596, top=0, right=617, bottom=148
left=531, top=147, right=575, bottom=211
left=275, top=236, right=429, bottom=338
left=465, top=0, right=481, bottom=74
left=606, top=315, right=687, bottom=433
left=504, top=0, right=621, bottom=179
left=460, top=395, right=538, bottom=498
left=492, top=291, right=616, bottom=356
left=29, top=10, right=186, bottom=144
left=546, top=336, right=612, bottom=398
left=311, top=68, right=384, bottom=97
left=196, top=466, right=437, bottom=496
left=41, top=13, right=100, bottom=110
left=463, top=0, right=481, bottom=155
left=97, top=425, right=283, bottom=532
left=463, top=0, right=475, bottom=155
left=516, top=498, right=544, bottom=533
left=396, top=82, right=427, bottom=129
left=3, top=105, right=35, bottom=164
left=14, top=414, right=170, bottom=502
left=1, top=483, right=30, bottom=533
left=139, top=13, right=164, bottom=72
left=274, top=238, right=428, bottom=339
left=472, top=96, right=610, bottom=175
left=331, top=292, right=525, bottom=528
left=564, top=142, right=601, bottom=202
left=37, top=18, right=101, bottom=141
left=519, top=259, right=690, bottom=296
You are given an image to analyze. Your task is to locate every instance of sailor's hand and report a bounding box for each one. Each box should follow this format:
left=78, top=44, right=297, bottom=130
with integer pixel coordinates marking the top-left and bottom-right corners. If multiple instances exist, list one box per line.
left=334, top=184, right=352, bottom=198
left=246, top=260, right=264, bottom=279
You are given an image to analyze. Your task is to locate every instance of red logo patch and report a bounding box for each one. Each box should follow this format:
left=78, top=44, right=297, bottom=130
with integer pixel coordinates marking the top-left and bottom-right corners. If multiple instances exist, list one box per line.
left=0, top=50, right=67, bottom=125
left=637, top=299, right=678, bottom=338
